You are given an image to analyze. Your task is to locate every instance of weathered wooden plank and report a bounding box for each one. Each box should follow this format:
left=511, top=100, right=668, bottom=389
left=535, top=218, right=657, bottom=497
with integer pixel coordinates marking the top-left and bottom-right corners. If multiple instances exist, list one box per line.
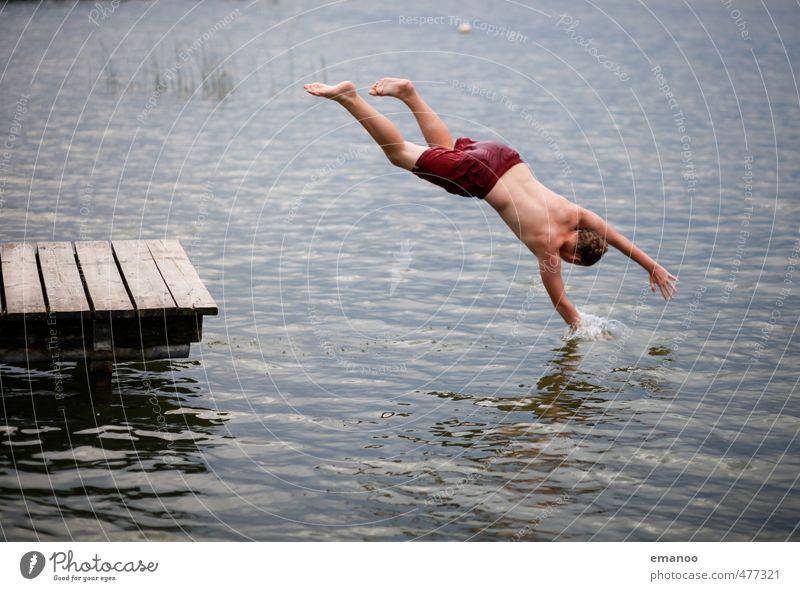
left=37, top=242, right=91, bottom=317
left=147, top=239, right=217, bottom=315
left=112, top=240, right=176, bottom=315
left=0, top=242, right=47, bottom=319
left=74, top=241, right=134, bottom=316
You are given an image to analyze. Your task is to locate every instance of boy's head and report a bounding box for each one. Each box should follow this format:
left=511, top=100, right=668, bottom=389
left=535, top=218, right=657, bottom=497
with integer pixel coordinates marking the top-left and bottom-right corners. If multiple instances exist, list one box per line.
left=561, top=228, right=608, bottom=266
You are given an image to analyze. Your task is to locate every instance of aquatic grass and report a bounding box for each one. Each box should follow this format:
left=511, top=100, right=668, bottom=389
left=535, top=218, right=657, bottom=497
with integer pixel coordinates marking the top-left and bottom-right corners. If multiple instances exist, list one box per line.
left=198, top=45, right=234, bottom=102
left=149, top=53, right=163, bottom=95
left=90, top=35, right=239, bottom=104
left=96, top=39, right=120, bottom=95
left=90, top=35, right=332, bottom=103
left=288, top=46, right=294, bottom=95
left=267, top=60, right=276, bottom=96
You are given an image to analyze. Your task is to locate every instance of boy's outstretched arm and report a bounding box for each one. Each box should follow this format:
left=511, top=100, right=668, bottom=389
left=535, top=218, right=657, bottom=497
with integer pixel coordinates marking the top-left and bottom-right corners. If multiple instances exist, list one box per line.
left=539, top=255, right=581, bottom=328
left=579, top=209, right=678, bottom=299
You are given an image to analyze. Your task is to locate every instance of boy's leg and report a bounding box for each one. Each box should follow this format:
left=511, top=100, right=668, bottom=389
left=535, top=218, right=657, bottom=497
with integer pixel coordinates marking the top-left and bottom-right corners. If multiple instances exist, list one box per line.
left=370, top=78, right=454, bottom=149
left=304, top=80, right=426, bottom=171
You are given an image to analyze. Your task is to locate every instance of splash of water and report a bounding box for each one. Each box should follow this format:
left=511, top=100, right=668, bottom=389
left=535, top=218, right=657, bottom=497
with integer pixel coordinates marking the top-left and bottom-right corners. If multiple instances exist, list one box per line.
left=566, top=311, right=627, bottom=341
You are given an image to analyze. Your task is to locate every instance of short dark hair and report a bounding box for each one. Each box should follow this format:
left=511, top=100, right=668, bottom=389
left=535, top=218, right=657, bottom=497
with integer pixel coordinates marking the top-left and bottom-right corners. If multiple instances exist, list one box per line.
left=575, top=229, right=608, bottom=266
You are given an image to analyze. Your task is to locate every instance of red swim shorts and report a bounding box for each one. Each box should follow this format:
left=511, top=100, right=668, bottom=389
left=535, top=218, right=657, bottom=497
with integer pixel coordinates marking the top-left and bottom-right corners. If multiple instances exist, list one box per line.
left=411, top=137, right=524, bottom=199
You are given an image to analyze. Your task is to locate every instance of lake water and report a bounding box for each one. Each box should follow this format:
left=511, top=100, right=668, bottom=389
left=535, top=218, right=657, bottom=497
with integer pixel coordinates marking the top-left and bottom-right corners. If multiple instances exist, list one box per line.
left=1, top=0, right=798, bottom=541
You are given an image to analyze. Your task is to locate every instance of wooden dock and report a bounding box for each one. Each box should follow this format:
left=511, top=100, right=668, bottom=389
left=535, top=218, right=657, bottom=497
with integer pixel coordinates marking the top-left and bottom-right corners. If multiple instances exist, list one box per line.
left=0, top=240, right=217, bottom=367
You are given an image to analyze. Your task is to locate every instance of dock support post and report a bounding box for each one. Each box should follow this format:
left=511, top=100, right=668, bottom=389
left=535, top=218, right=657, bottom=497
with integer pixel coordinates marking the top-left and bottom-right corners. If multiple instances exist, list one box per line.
left=89, top=318, right=113, bottom=395
left=88, top=360, right=113, bottom=396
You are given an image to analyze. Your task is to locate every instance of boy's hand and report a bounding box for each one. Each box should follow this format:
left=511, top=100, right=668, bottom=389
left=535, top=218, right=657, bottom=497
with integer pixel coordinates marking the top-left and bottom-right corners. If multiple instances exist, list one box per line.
left=650, top=264, right=678, bottom=300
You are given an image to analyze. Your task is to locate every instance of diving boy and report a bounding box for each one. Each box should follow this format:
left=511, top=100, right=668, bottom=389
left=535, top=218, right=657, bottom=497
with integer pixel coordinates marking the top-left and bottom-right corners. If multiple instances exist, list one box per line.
left=304, top=78, right=677, bottom=328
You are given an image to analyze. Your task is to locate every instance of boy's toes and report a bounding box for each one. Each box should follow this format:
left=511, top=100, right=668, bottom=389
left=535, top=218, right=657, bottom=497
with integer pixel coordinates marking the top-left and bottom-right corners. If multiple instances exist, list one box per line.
left=369, top=79, right=384, bottom=96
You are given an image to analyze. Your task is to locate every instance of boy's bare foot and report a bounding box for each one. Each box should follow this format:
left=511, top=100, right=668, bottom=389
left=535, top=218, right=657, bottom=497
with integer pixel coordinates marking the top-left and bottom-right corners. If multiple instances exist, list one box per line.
left=369, top=77, right=415, bottom=100
left=303, top=80, right=357, bottom=101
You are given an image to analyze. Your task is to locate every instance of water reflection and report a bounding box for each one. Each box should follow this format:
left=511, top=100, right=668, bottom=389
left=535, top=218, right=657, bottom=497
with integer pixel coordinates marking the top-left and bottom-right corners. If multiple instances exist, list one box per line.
left=0, top=361, right=229, bottom=539
left=343, top=341, right=619, bottom=539
left=342, top=340, right=679, bottom=540
left=428, top=340, right=610, bottom=422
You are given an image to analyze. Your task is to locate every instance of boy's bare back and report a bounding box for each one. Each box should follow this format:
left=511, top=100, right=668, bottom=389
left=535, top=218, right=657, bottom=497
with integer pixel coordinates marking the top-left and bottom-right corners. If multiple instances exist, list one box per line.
left=480, top=163, right=581, bottom=259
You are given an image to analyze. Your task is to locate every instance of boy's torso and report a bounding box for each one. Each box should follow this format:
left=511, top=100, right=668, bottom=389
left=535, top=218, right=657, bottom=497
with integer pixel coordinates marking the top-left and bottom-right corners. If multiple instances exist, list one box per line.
left=485, top=165, right=580, bottom=258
